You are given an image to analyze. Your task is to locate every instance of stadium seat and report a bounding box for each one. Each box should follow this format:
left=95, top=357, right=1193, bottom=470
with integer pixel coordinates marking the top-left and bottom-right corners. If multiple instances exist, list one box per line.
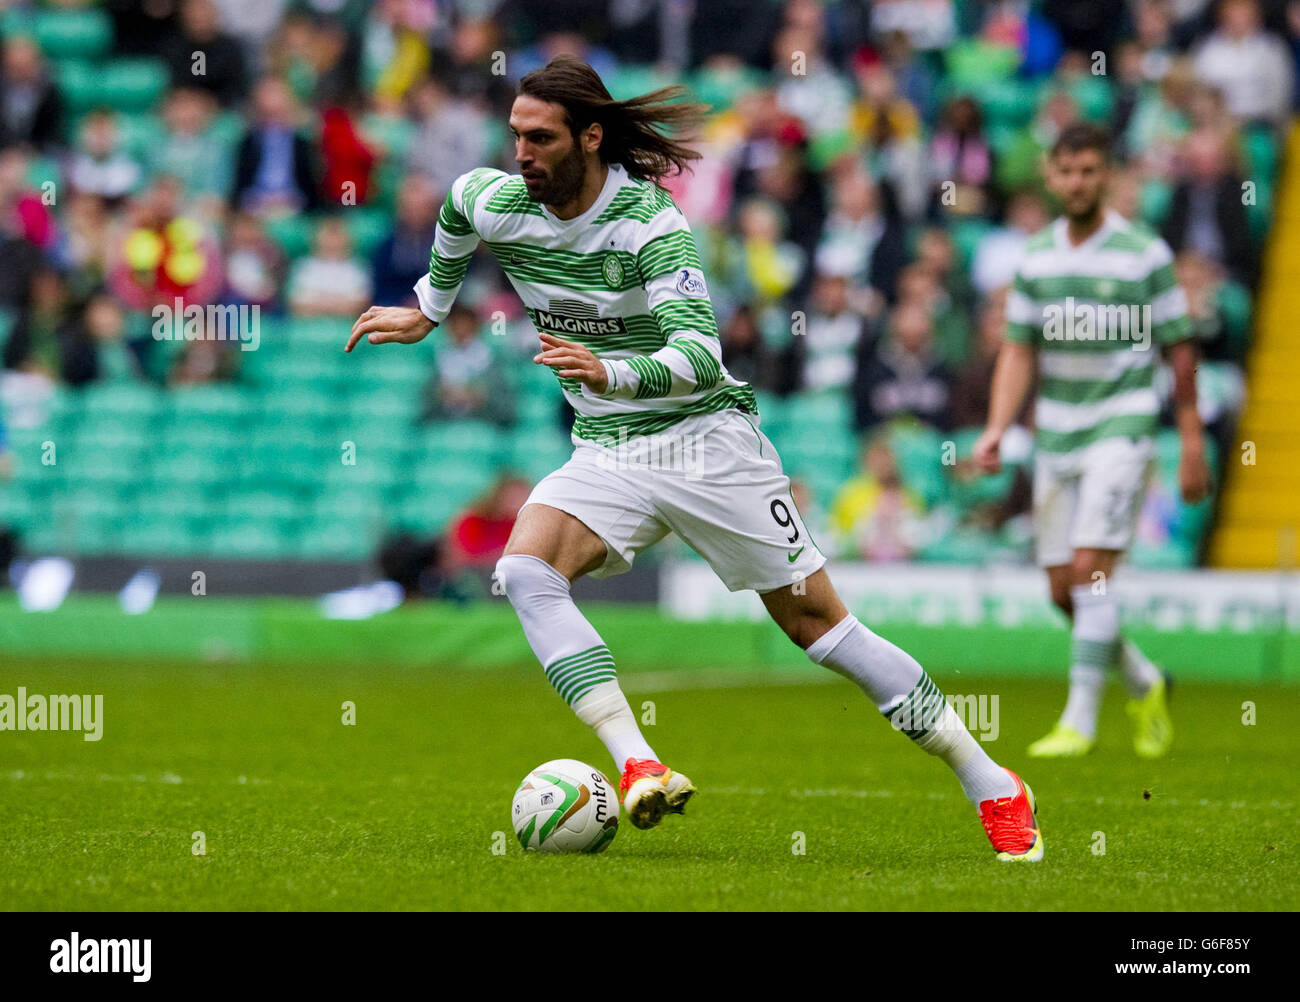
left=782, top=391, right=852, bottom=432
left=506, top=427, right=572, bottom=482
left=115, top=516, right=211, bottom=558
left=602, top=65, right=678, bottom=102
left=98, top=58, right=169, bottom=111
left=686, top=63, right=765, bottom=114
left=30, top=9, right=113, bottom=61
left=888, top=422, right=949, bottom=509
left=343, top=387, right=422, bottom=424
left=207, top=519, right=296, bottom=560
left=344, top=207, right=391, bottom=258
left=978, top=78, right=1038, bottom=129
left=293, top=514, right=379, bottom=561
left=261, top=384, right=346, bottom=430
left=1138, top=178, right=1173, bottom=227
left=390, top=489, right=466, bottom=536
left=77, top=382, right=166, bottom=427
left=417, top=419, right=508, bottom=466
left=950, top=218, right=994, bottom=270
left=412, top=455, right=497, bottom=504
left=166, top=384, right=257, bottom=423
left=942, top=40, right=1019, bottom=92
left=265, top=215, right=318, bottom=260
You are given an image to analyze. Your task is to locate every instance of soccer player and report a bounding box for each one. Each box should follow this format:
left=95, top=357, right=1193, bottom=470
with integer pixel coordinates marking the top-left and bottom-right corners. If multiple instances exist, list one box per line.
left=347, top=56, right=1043, bottom=860
left=973, top=122, right=1211, bottom=758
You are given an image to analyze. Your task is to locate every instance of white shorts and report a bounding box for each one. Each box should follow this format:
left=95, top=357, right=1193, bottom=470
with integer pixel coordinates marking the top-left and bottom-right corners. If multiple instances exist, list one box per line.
left=525, top=409, right=828, bottom=592
left=1033, top=436, right=1154, bottom=567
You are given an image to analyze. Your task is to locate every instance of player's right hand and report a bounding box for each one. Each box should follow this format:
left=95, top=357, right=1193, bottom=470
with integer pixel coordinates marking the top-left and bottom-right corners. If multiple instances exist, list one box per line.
left=345, top=306, right=437, bottom=352
left=971, top=428, right=1002, bottom=474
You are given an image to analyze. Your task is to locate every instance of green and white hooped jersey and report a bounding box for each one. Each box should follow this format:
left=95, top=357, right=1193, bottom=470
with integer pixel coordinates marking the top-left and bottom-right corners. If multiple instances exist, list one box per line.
left=1004, top=210, right=1193, bottom=457
left=413, top=163, right=756, bottom=445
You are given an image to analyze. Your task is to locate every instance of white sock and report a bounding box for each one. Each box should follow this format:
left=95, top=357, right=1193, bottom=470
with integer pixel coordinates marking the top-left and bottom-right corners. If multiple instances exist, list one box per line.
left=804, top=613, right=922, bottom=711
left=572, top=681, right=656, bottom=768
left=1061, top=585, right=1120, bottom=739
left=1117, top=638, right=1161, bottom=698
left=807, top=615, right=1016, bottom=805
left=496, top=554, right=655, bottom=769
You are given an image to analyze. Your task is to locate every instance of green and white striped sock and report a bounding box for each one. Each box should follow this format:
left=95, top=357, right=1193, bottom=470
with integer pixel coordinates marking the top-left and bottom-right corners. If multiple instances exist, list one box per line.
left=496, top=554, right=656, bottom=769
left=1115, top=637, right=1161, bottom=698
left=807, top=615, right=1014, bottom=804
left=544, top=644, right=618, bottom=706
left=884, top=671, right=1016, bottom=805
left=1061, top=585, right=1121, bottom=738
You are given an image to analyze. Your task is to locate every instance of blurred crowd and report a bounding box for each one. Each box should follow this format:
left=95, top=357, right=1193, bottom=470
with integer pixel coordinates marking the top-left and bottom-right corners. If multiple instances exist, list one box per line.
left=0, top=0, right=1289, bottom=569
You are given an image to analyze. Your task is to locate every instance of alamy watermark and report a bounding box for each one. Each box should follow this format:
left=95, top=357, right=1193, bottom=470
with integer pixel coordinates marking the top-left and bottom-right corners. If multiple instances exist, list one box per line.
left=590, top=428, right=706, bottom=479
left=1043, top=297, right=1151, bottom=351
left=890, top=692, right=1000, bottom=742
left=50, top=933, right=150, bottom=981
left=151, top=297, right=260, bottom=351
left=0, top=686, right=103, bottom=741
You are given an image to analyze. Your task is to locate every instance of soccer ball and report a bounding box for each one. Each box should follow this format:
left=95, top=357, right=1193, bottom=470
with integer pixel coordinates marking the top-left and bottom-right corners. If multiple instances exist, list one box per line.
left=512, top=759, right=620, bottom=853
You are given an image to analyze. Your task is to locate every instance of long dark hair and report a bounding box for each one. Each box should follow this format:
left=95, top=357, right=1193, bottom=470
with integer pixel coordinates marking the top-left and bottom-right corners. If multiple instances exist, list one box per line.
left=517, top=55, right=707, bottom=185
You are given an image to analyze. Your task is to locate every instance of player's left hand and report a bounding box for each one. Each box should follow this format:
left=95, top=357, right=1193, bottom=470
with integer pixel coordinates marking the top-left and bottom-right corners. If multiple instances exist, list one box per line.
left=534, top=332, right=608, bottom=393
left=1178, top=448, right=1211, bottom=504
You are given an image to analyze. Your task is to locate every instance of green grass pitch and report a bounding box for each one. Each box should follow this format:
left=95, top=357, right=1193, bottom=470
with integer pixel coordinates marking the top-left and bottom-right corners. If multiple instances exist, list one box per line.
left=2, top=654, right=1295, bottom=910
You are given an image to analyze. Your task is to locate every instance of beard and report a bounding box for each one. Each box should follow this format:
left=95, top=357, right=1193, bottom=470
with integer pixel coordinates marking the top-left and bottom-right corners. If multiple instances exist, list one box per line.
left=525, top=142, right=587, bottom=206
left=1063, top=191, right=1104, bottom=225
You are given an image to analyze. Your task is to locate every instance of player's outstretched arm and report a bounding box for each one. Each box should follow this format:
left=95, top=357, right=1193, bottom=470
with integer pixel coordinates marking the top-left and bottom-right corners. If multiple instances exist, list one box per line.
left=345, top=306, right=437, bottom=353
left=1167, top=338, right=1210, bottom=504
left=973, top=340, right=1036, bottom=473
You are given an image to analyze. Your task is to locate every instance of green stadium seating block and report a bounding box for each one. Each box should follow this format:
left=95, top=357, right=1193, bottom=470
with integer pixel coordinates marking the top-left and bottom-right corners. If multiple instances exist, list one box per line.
left=114, top=516, right=210, bottom=558
left=294, top=516, right=376, bottom=561
left=146, top=451, right=233, bottom=490
left=20, top=518, right=64, bottom=555
left=977, top=78, right=1038, bottom=128
left=1138, top=178, right=1173, bottom=227
left=390, top=490, right=463, bottom=535
left=888, top=422, right=949, bottom=509
left=942, top=40, right=1019, bottom=91
left=342, top=389, right=421, bottom=425
left=412, top=457, right=496, bottom=502
left=74, top=381, right=164, bottom=426
left=53, top=59, right=100, bottom=112
left=99, top=58, right=169, bottom=111
left=417, top=419, right=507, bottom=464
left=1057, top=76, right=1114, bottom=124
left=344, top=208, right=391, bottom=259
left=686, top=64, right=765, bottom=114
left=265, top=214, right=317, bottom=260
left=260, top=385, right=345, bottom=429
left=604, top=65, right=677, bottom=102
left=950, top=218, right=994, bottom=271
left=210, top=110, right=247, bottom=148
left=23, top=155, right=59, bottom=192
left=206, top=519, right=295, bottom=560
left=362, top=112, right=416, bottom=159
left=31, top=9, right=113, bottom=60
left=167, top=384, right=256, bottom=421
left=781, top=391, right=852, bottom=433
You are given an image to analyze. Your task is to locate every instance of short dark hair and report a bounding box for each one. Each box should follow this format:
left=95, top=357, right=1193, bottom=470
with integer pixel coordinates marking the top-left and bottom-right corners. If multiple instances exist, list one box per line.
left=1050, top=121, right=1111, bottom=161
